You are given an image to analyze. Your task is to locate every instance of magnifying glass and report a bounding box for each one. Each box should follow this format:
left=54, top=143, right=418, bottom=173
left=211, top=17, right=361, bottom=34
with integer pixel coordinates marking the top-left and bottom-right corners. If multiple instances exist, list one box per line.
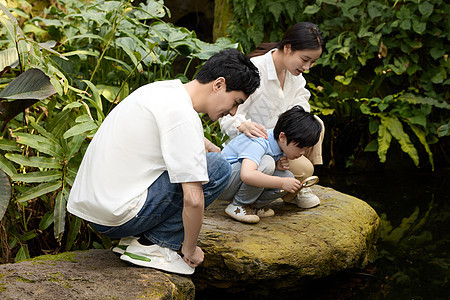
left=280, top=175, right=319, bottom=193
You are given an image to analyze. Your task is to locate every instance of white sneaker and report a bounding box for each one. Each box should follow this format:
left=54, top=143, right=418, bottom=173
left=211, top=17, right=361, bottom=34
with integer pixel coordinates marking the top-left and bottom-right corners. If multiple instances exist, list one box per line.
left=120, top=239, right=195, bottom=275
left=225, top=203, right=260, bottom=223
left=256, top=207, right=275, bottom=218
left=294, top=187, right=320, bottom=208
left=112, top=236, right=138, bottom=255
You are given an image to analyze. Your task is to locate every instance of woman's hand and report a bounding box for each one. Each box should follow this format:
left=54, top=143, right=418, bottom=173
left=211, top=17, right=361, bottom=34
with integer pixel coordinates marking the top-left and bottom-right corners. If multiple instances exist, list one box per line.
left=276, top=156, right=290, bottom=170
left=238, top=121, right=268, bottom=139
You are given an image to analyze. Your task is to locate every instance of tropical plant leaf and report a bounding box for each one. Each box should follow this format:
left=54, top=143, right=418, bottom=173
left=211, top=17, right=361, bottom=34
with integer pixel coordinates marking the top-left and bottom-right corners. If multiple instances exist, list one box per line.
left=39, top=210, right=54, bottom=231
left=14, top=245, right=30, bottom=262
left=0, top=139, right=21, bottom=152
left=383, top=116, right=419, bottom=166
left=409, top=124, right=434, bottom=170
left=63, top=121, right=98, bottom=139
left=0, top=169, right=11, bottom=221
left=12, top=170, right=62, bottom=183
left=66, top=134, right=86, bottom=161
left=54, top=187, right=68, bottom=242
left=5, top=153, right=61, bottom=169
left=0, top=154, right=17, bottom=177
left=14, top=132, right=63, bottom=159
left=377, top=117, right=392, bottom=163
left=16, top=181, right=61, bottom=203
left=65, top=215, right=82, bottom=251
left=0, top=68, right=57, bottom=101
left=0, top=47, right=19, bottom=73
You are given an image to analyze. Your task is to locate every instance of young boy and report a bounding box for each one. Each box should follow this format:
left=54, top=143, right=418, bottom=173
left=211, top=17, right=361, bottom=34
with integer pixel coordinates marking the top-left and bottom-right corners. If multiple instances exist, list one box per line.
left=220, top=106, right=322, bottom=224
left=67, top=49, right=260, bottom=275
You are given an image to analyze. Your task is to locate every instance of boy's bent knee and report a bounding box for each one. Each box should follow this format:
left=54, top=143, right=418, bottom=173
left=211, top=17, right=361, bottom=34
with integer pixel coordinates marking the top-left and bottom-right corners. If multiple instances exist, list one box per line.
left=258, top=155, right=276, bottom=175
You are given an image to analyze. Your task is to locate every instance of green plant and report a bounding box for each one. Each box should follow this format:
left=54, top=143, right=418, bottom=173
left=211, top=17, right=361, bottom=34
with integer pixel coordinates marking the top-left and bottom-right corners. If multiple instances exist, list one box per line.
left=0, top=0, right=237, bottom=262
left=226, top=0, right=449, bottom=169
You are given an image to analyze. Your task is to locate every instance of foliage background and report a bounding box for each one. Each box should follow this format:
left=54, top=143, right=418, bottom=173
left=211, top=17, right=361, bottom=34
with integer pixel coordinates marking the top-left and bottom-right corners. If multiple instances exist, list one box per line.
left=226, top=0, right=449, bottom=170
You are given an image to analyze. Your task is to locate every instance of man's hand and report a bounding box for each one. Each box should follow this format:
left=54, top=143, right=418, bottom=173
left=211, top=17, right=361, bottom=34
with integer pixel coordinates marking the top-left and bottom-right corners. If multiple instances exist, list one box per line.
left=204, top=137, right=221, bottom=153
left=276, top=156, right=290, bottom=170
left=181, top=245, right=204, bottom=267
left=280, top=177, right=301, bottom=194
left=238, top=121, right=268, bottom=139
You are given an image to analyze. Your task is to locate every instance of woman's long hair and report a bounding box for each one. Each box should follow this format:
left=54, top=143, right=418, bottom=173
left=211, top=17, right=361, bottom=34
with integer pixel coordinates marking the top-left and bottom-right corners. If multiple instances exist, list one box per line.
left=248, top=22, right=324, bottom=58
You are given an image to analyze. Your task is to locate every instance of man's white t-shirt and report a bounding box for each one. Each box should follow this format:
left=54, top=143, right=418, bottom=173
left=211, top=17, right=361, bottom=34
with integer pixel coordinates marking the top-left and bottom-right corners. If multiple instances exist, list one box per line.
left=219, top=49, right=311, bottom=139
left=67, top=80, right=208, bottom=226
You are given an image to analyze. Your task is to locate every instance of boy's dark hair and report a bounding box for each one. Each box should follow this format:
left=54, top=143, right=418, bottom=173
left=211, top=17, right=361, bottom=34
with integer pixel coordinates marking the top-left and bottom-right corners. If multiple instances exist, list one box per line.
left=274, top=106, right=322, bottom=148
left=195, top=49, right=260, bottom=96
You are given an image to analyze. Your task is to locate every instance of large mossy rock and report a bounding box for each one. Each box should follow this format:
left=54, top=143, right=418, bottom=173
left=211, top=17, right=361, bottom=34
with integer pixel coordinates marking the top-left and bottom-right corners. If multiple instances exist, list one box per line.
left=0, top=249, right=194, bottom=299
left=194, top=185, right=381, bottom=292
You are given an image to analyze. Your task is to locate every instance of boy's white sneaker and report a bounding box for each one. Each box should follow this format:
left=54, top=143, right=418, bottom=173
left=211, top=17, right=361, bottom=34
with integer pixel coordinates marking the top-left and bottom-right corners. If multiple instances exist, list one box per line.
left=225, top=203, right=260, bottom=223
left=112, top=236, right=138, bottom=255
left=120, top=239, right=195, bottom=275
left=295, top=188, right=320, bottom=208
left=256, top=207, right=275, bottom=218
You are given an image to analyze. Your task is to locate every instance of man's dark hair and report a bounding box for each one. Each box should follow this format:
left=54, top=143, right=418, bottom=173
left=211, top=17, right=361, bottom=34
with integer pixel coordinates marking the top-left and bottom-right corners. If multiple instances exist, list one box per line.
left=274, top=106, right=322, bottom=148
left=195, top=49, right=260, bottom=96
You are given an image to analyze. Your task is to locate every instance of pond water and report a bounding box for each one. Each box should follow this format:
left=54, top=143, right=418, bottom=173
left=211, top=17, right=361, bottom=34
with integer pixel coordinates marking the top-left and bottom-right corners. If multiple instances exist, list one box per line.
left=197, top=168, right=449, bottom=299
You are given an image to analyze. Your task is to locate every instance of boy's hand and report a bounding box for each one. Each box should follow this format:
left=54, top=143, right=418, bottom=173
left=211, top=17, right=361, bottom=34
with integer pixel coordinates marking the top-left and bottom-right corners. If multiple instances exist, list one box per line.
left=238, top=121, right=268, bottom=139
left=182, top=245, right=204, bottom=267
left=276, top=156, right=290, bottom=170
left=204, top=137, right=221, bottom=153
left=281, top=177, right=301, bottom=194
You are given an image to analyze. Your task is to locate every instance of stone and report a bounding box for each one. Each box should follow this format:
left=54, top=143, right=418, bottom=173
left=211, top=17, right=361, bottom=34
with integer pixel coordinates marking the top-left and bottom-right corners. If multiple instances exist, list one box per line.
left=0, top=249, right=194, bottom=299
left=193, top=185, right=381, bottom=292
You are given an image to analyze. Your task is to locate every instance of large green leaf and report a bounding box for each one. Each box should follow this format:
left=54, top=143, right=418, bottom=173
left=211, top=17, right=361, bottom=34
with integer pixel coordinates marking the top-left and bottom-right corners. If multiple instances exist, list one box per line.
left=12, top=170, right=62, bottom=183
left=377, top=118, right=392, bottom=163
left=409, top=124, right=434, bottom=170
left=54, top=187, right=68, bottom=242
left=384, top=116, right=419, bottom=166
left=0, top=68, right=57, bottom=101
left=5, top=153, right=61, bottom=169
left=16, top=181, right=61, bottom=203
left=63, top=121, right=98, bottom=139
left=0, top=154, right=17, bottom=177
left=0, top=169, right=11, bottom=221
left=14, top=132, right=63, bottom=160
left=0, top=47, right=19, bottom=73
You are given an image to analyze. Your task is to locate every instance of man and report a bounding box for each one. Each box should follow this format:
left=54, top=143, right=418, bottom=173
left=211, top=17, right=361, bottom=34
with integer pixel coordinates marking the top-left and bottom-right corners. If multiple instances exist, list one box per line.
left=67, top=49, right=260, bottom=275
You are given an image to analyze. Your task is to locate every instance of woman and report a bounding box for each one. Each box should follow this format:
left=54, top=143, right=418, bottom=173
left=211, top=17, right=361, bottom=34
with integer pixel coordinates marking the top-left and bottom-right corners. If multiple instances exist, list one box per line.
left=219, top=22, right=325, bottom=208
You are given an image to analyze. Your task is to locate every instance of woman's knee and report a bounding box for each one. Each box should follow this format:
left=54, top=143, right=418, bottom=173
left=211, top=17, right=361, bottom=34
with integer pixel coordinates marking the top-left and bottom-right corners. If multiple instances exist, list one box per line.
left=289, top=156, right=314, bottom=180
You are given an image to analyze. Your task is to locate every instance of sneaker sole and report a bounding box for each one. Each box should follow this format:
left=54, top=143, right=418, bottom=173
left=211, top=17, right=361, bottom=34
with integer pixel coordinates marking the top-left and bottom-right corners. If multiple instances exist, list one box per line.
left=120, top=252, right=195, bottom=275
left=225, top=209, right=260, bottom=224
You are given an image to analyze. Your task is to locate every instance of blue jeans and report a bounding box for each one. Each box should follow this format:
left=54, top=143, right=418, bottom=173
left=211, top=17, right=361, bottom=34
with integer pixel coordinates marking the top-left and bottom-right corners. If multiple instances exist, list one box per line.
left=90, top=152, right=231, bottom=250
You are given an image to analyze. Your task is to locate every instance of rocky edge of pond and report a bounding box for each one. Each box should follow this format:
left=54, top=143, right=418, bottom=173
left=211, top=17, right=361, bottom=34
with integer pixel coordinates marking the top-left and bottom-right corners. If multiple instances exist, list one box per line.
left=0, top=185, right=381, bottom=299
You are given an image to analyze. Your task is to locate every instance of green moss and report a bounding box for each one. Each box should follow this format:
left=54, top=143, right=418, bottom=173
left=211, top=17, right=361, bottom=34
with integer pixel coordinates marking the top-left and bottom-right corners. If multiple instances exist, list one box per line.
left=0, top=284, right=6, bottom=292
left=30, top=252, right=77, bottom=263
left=17, top=276, right=35, bottom=283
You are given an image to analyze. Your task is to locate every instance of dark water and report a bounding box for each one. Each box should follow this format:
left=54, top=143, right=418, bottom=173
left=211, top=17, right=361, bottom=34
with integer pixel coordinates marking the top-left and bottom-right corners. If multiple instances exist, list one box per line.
left=197, top=168, right=450, bottom=300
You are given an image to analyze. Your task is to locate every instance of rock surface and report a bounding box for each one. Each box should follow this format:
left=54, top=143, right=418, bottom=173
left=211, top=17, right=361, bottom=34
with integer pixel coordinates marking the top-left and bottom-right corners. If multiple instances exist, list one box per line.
left=0, top=185, right=380, bottom=298
left=194, top=185, right=381, bottom=291
left=0, top=249, right=194, bottom=299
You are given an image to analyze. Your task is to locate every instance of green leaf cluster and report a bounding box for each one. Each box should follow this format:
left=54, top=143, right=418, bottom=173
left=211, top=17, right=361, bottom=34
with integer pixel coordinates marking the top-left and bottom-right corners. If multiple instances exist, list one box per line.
left=226, top=0, right=449, bottom=168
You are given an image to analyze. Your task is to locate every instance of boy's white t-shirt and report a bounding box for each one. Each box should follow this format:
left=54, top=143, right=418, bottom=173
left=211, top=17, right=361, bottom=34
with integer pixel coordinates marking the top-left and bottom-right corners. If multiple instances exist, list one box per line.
left=67, top=80, right=208, bottom=226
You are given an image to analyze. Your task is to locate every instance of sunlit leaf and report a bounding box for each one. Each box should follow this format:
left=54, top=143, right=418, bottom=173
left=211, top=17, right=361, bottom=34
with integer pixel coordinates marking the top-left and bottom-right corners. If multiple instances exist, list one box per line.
left=12, top=170, right=62, bottom=183
left=383, top=116, right=419, bottom=166
left=14, top=132, right=63, bottom=159
left=377, top=118, right=392, bottom=163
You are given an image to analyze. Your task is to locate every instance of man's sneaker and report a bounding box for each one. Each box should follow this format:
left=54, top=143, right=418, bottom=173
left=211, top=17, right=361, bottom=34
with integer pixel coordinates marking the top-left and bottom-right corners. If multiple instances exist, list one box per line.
left=225, top=203, right=260, bottom=223
left=294, top=187, right=320, bottom=208
left=112, top=236, right=138, bottom=255
left=120, top=239, right=195, bottom=275
left=256, top=207, right=275, bottom=218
